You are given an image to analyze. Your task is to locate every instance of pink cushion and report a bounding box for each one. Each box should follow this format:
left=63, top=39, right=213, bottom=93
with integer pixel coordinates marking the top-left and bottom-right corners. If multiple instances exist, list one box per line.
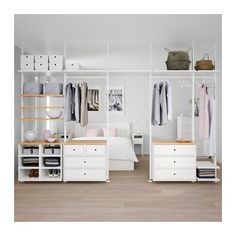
left=103, top=128, right=117, bottom=137
left=86, top=128, right=100, bottom=137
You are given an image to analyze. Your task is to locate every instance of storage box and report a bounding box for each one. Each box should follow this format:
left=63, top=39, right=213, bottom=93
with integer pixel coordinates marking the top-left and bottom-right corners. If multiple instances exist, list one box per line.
left=20, top=62, right=34, bottom=71
left=32, top=147, right=39, bottom=155
left=20, top=55, right=34, bottom=63
left=35, top=55, right=49, bottom=63
left=66, top=62, right=81, bottom=70
left=44, top=147, right=53, bottom=155
left=22, top=147, right=32, bottom=155
left=53, top=146, right=61, bottom=155
left=49, top=55, right=63, bottom=64
left=35, top=62, right=48, bottom=71
left=49, top=63, right=63, bottom=71
left=23, top=83, right=43, bottom=94
left=43, top=83, right=63, bottom=94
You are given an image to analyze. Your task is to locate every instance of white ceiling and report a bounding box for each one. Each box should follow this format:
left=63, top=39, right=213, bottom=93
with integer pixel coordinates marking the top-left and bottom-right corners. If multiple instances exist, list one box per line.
left=14, top=14, right=221, bottom=53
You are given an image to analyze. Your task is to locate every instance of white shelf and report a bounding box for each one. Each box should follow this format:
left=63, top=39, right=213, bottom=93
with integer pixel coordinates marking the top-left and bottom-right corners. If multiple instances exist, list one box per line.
left=18, top=70, right=63, bottom=73
left=41, top=155, right=61, bottom=157
left=197, top=177, right=220, bottom=182
left=197, top=161, right=220, bottom=169
left=41, top=166, right=61, bottom=169
left=63, top=70, right=106, bottom=73
left=19, top=154, right=39, bottom=157
left=19, top=167, right=39, bottom=170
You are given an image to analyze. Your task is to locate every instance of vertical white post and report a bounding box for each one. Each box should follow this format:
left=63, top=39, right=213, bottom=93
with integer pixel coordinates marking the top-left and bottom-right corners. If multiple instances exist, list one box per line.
left=149, top=41, right=152, bottom=181
left=191, top=43, right=195, bottom=142
left=21, top=44, right=24, bottom=142
left=35, top=76, right=38, bottom=132
left=63, top=42, right=67, bottom=142
left=106, top=43, right=110, bottom=182
left=214, top=42, right=218, bottom=179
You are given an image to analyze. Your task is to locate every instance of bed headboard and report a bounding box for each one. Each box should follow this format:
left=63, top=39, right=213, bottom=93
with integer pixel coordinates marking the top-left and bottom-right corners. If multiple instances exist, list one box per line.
left=74, top=122, right=131, bottom=138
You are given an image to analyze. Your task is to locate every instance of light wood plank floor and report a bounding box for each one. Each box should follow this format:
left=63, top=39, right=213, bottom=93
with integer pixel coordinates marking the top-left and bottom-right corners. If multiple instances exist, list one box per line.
left=15, top=156, right=222, bottom=222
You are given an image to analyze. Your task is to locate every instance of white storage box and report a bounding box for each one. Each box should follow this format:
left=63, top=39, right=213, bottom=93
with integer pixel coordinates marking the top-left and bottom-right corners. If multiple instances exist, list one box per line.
left=43, top=83, right=63, bottom=94
left=35, top=62, right=48, bottom=71
left=53, top=147, right=61, bottom=155
left=49, top=63, right=63, bottom=71
left=44, top=148, right=53, bottom=155
left=20, top=55, right=34, bottom=63
left=22, top=147, right=32, bottom=155
left=20, top=62, right=34, bottom=71
left=32, top=148, right=39, bottom=155
left=66, top=62, right=81, bottom=70
left=49, top=55, right=63, bottom=64
left=35, top=55, right=49, bottom=63
left=23, top=83, right=43, bottom=94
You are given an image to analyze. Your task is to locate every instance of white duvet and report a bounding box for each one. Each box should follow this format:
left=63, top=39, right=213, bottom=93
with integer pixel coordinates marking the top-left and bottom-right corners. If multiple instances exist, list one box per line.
left=72, top=137, right=138, bottom=162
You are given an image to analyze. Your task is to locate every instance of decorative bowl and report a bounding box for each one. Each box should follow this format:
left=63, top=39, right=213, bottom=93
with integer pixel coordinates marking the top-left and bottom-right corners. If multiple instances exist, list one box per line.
left=24, top=130, right=37, bottom=142
left=47, top=137, right=56, bottom=143
left=46, top=109, right=63, bottom=119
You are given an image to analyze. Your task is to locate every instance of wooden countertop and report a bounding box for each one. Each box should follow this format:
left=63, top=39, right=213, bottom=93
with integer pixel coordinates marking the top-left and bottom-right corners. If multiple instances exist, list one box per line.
left=152, top=140, right=195, bottom=145
left=18, top=140, right=63, bottom=145
left=65, top=140, right=107, bottom=145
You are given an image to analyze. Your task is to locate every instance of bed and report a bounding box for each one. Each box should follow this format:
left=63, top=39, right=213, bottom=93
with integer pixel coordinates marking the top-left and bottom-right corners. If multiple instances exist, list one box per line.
left=73, top=123, right=138, bottom=171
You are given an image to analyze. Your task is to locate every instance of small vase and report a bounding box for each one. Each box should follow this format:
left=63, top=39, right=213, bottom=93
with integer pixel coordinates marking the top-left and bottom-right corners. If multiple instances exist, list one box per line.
left=43, top=130, right=51, bottom=141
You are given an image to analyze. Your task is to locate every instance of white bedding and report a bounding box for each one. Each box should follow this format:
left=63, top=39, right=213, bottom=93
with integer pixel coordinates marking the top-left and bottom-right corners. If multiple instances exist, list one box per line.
left=72, top=137, right=138, bottom=162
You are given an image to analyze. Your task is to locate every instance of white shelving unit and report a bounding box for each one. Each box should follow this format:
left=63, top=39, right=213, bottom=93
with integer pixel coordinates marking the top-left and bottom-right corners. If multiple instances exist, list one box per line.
left=18, top=142, right=63, bottom=182
left=17, top=42, right=221, bottom=183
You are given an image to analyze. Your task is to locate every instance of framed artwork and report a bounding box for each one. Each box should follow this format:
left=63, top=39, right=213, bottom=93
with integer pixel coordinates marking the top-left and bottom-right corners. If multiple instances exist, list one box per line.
left=108, top=87, right=125, bottom=114
left=88, top=88, right=100, bottom=111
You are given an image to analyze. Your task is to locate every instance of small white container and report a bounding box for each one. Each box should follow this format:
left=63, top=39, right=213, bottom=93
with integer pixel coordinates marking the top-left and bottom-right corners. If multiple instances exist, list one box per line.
left=20, top=62, right=34, bottom=71
left=35, top=62, right=48, bottom=71
left=66, top=62, right=81, bottom=70
left=49, top=62, right=63, bottom=71
left=20, top=55, right=34, bottom=63
left=35, top=55, right=49, bottom=63
left=49, top=55, right=63, bottom=64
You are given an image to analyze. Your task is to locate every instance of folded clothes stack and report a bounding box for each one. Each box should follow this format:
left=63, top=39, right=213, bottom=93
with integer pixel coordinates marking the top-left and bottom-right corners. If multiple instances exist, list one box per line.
left=22, top=157, right=39, bottom=167
left=44, top=157, right=60, bottom=167
left=197, top=168, right=215, bottom=178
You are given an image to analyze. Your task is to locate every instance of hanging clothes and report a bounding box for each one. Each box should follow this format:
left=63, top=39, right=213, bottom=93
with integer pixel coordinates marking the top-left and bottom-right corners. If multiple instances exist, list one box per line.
left=151, top=81, right=173, bottom=126
left=199, top=84, right=210, bottom=138
left=166, top=82, right=173, bottom=121
left=65, top=82, right=76, bottom=122
left=74, top=83, right=81, bottom=123
left=203, top=96, right=216, bottom=156
left=151, top=83, right=160, bottom=126
left=80, top=81, right=88, bottom=127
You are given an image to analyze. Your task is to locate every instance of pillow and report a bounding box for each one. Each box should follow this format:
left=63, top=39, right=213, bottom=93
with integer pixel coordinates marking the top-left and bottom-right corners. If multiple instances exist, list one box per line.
left=103, top=128, right=117, bottom=137
left=86, top=128, right=101, bottom=137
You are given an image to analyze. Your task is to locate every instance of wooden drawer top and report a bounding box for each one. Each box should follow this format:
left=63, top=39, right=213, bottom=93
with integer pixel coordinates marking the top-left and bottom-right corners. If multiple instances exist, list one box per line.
left=19, top=140, right=63, bottom=145
left=65, top=140, right=107, bottom=145
left=152, top=140, right=195, bottom=145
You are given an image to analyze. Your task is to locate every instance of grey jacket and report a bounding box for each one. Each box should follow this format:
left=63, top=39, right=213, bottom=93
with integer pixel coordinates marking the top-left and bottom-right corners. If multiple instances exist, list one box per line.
left=151, top=83, right=160, bottom=126
left=65, top=83, right=76, bottom=122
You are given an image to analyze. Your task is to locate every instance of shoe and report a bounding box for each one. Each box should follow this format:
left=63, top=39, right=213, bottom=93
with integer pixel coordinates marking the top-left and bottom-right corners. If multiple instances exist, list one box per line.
left=28, top=169, right=34, bottom=178
left=48, top=169, right=53, bottom=178
left=53, top=169, right=59, bottom=178
left=34, top=170, right=39, bottom=178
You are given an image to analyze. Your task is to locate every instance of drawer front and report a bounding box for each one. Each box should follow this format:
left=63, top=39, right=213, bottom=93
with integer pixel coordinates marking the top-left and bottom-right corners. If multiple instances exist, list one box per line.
left=154, top=157, right=195, bottom=169
left=154, top=169, right=196, bottom=181
left=64, top=145, right=84, bottom=155
left=64, top=169, right=106, bottom=181
left=154, top=145, right=195, bottom=155
left=64, top=157, right=106, bottom=169
left=86, top=145, right=105, bottom=155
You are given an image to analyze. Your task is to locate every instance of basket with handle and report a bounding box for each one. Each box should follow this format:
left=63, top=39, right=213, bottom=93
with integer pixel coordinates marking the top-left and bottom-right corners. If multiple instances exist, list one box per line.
left=194, top=53, right=215, bottom=71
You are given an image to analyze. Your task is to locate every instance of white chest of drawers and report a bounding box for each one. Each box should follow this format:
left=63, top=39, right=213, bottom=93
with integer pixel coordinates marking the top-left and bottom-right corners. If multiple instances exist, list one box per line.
left=63, top=141, right=109, bottom=182
left=152, top=141, right=196, bottom=182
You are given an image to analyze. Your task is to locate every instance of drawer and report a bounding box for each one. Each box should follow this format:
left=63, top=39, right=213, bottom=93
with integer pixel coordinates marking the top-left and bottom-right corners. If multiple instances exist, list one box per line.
left=154, top=145, right=195, bottom=155
left=64, top=157, right=106, bottom=169
left=86, top=145, right=105, bottom=155
left=154, top=157, right=195, bottom=169
left=154, top=169, right=196, bottom=181
left=64, top=145, right=84, bottom=155
left=64, top=169, right=106, bottom=181
left=133, top=139, right=143, bottom=144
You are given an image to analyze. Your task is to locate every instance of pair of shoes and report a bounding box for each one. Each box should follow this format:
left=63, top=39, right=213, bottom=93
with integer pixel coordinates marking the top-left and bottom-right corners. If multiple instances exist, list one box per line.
left=28, top=169, right=39, bottom=178
left=48, top=169, right=60, bottom=178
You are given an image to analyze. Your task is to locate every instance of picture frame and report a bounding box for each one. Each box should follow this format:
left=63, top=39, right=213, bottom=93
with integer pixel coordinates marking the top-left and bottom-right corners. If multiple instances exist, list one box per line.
left=88, top=87, right=100, bottom=111
left=108, top=86, right=125, bottom=114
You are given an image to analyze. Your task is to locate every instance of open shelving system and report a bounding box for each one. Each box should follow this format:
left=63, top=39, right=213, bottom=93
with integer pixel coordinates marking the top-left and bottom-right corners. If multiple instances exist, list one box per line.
left=17, top=42, right=220, bottom=182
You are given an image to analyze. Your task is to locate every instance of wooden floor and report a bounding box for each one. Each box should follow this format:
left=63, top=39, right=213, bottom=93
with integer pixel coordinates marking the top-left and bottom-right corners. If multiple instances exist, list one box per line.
left=15, top=156, right=222, bottom=222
